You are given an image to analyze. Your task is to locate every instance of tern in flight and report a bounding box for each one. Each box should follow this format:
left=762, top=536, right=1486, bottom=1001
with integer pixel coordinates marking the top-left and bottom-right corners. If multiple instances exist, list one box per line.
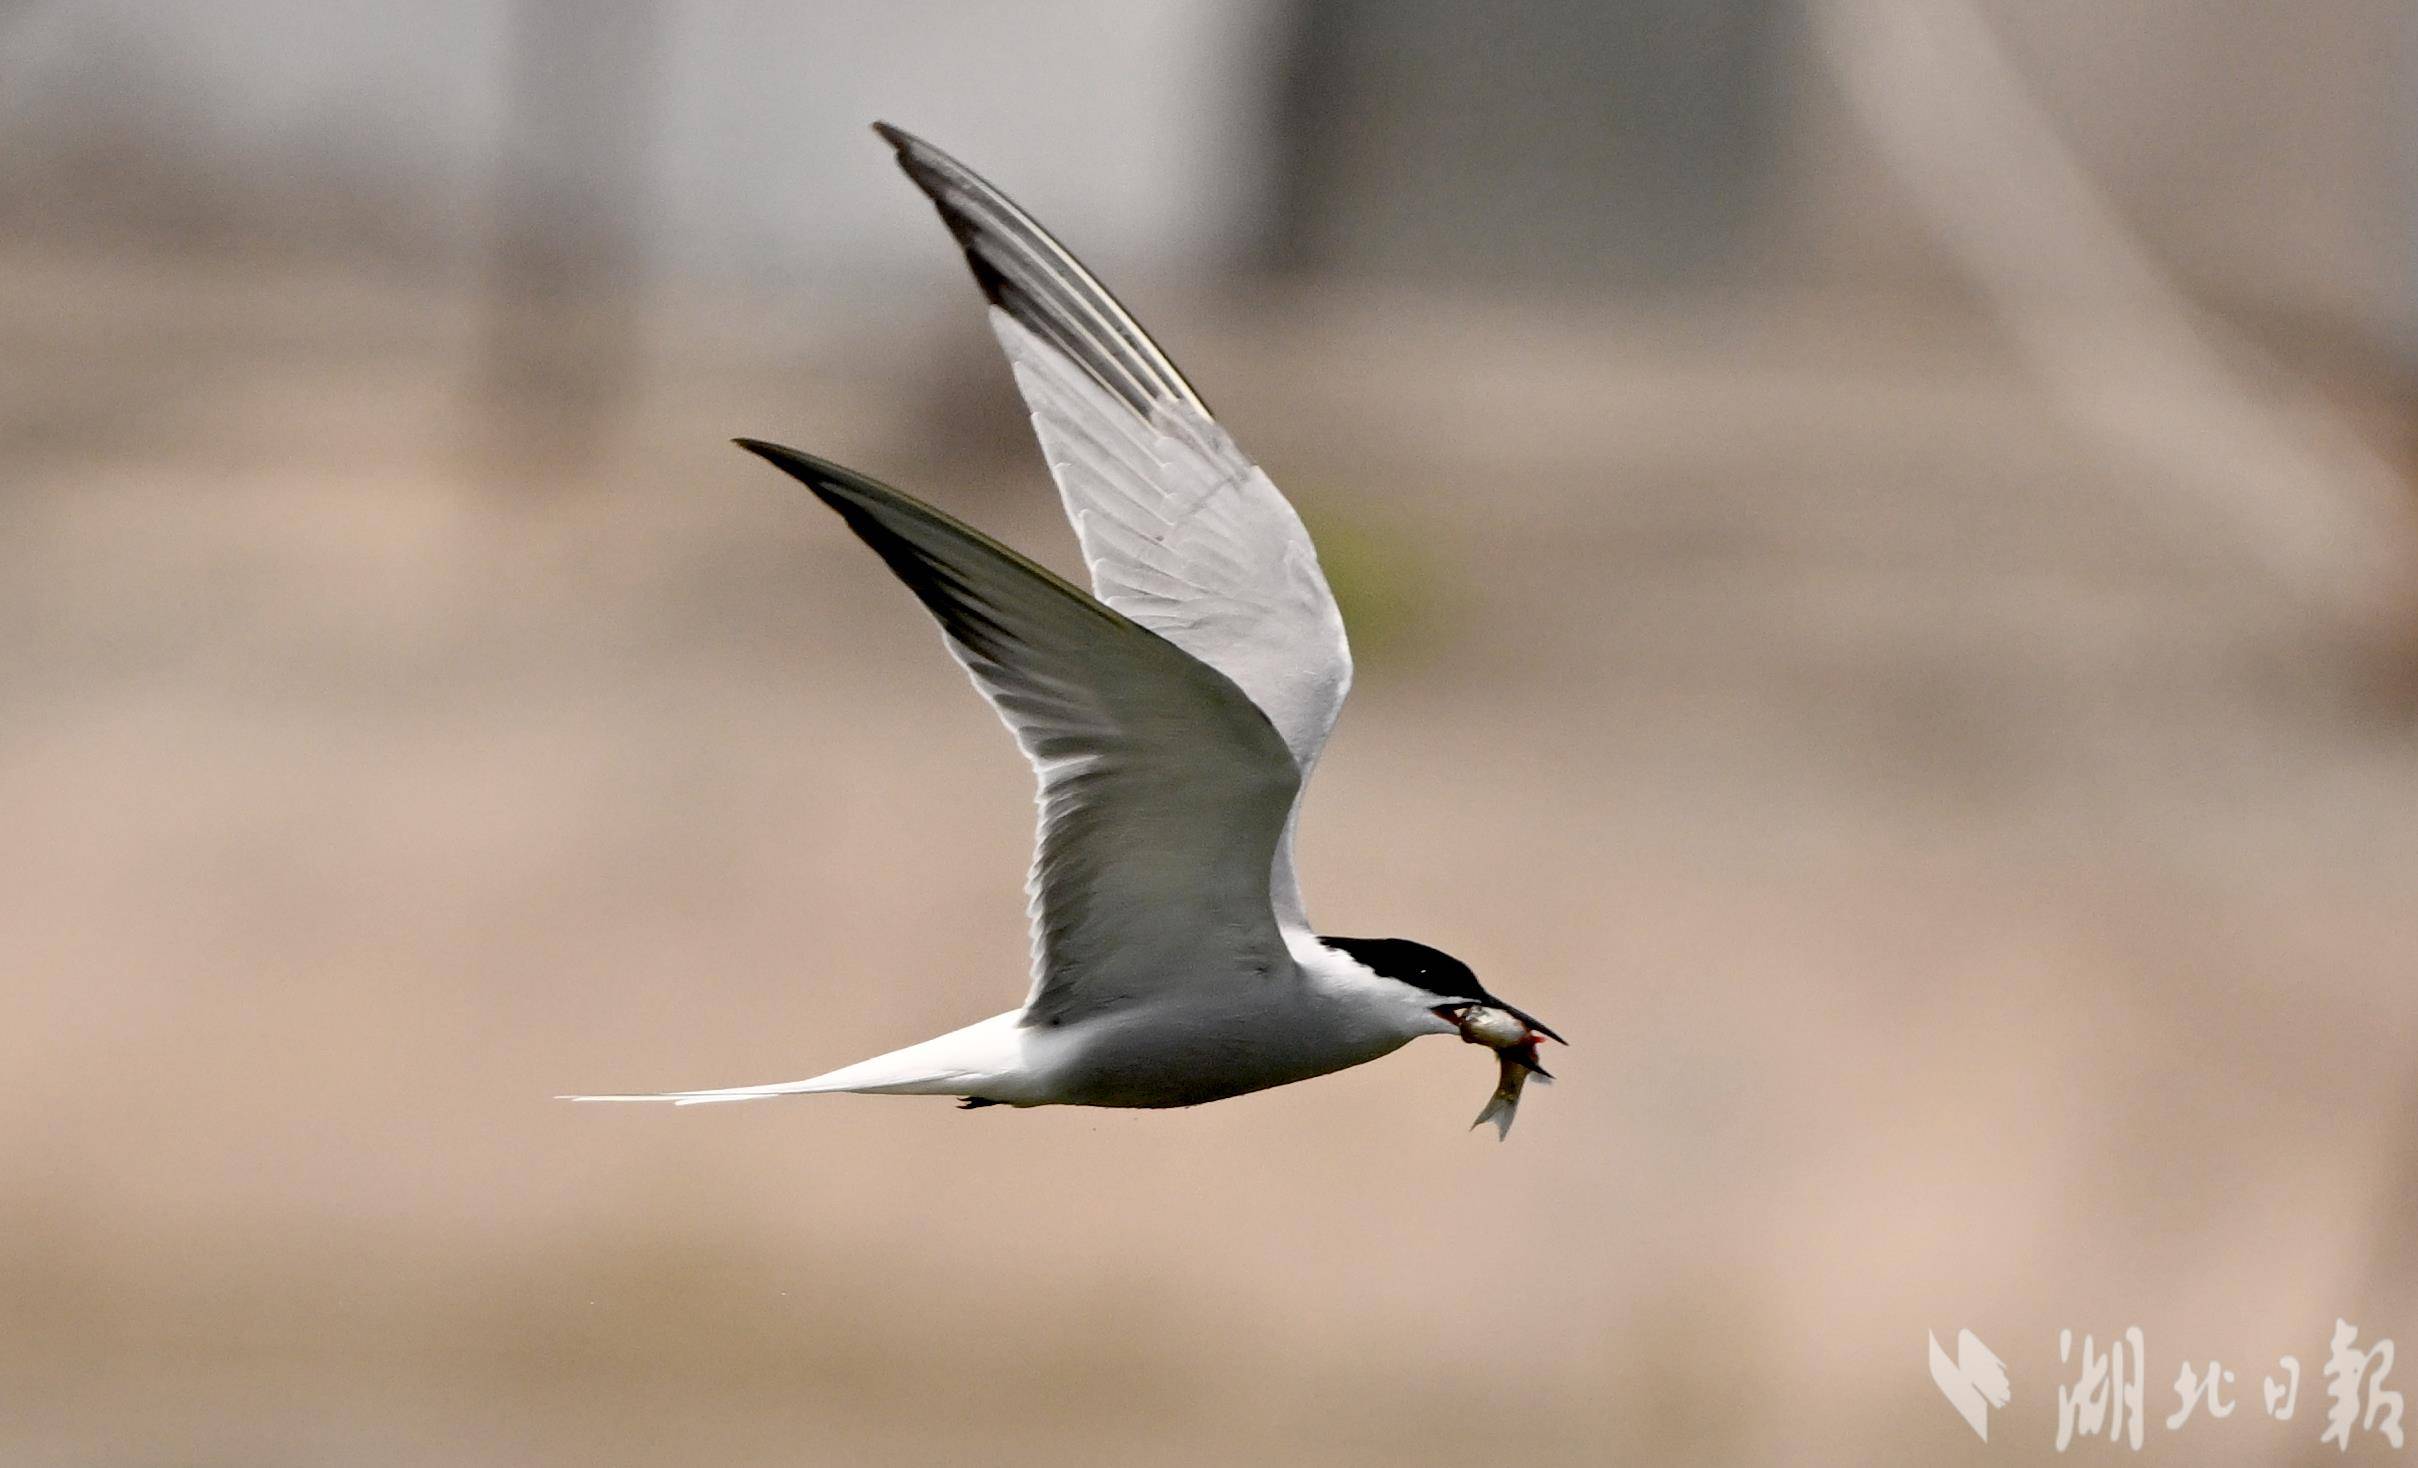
left=573, top=125, right=1563, bottom=1134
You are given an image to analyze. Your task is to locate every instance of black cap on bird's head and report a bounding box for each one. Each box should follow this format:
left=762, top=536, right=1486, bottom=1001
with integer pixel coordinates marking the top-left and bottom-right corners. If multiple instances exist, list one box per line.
left=1316, top=935, right=1565, bottom=1052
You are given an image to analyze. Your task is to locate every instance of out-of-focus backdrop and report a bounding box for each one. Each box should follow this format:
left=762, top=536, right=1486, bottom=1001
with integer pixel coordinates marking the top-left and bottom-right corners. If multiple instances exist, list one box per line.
left=6, top=3, right=2416, bottom=1464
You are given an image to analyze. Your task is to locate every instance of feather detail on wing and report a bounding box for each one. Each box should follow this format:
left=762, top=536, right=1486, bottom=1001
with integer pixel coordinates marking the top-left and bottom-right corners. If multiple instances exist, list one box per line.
left=735, top=439, right=1299, bottom=1028
left=875, top=122, right=1352, bottom=933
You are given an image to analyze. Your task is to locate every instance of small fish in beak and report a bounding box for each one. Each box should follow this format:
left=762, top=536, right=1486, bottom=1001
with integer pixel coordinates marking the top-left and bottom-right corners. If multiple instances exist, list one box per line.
left=1450, top=1004, right=1562, bottom=1139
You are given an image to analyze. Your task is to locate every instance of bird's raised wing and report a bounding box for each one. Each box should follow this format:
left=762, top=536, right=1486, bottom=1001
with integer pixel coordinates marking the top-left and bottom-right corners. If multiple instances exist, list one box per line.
left=737, top=439, right=1299, bottom=1028
left=876, top=123, right=1352, bottom=933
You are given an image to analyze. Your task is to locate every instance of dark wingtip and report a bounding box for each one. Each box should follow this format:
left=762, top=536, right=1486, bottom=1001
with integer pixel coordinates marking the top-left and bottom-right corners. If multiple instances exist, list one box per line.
left=732, top=436, right=844, bottom=500
left=866, top=127, right=1013, bottom=312
left=731, top=435, right=803, bottom=471
left=872, top=120, right=947, bottom=186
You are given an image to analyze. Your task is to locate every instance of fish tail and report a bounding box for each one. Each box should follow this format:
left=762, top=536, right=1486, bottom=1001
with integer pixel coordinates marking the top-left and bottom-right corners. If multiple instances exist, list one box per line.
left=1471, top=1090, right=1519, bottom=1139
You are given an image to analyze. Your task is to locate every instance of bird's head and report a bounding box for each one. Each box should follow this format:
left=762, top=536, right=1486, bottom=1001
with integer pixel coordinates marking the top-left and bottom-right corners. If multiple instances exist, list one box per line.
left=1315, top=936, right=1565, bottom=1052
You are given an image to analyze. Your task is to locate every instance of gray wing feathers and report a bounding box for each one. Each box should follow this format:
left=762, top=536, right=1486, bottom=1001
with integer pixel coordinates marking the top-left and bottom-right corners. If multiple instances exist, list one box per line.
left=996, top=313, right=1353, bottom=769
left=995, top=317, right=1352, bottom=931
left=874, top=123, right=1353, bottom=933
left=734, top=439, right=1300, bottom=1027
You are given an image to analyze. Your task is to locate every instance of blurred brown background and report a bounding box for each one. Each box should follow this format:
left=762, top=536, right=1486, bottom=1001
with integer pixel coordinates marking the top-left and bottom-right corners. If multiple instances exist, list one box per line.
left=5, top=2, right=2417, bottom=1464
